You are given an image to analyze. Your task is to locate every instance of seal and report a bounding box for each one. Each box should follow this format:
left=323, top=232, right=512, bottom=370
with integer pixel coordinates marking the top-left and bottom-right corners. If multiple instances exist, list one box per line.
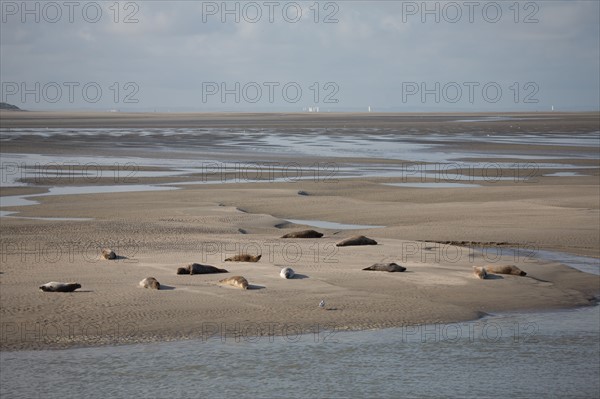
left=281, top=230, right=323, bottom=238
left=336, top=235, right=378, bottom=247
left=102, top=248, right=116, bottom=260
left=177, top=263, right=228, bottom=275
left=473, top=266, right=488, bottom=279
left=485, top=265, right=527, bottom=276
left=280, top=267, right=295, bottom=279
left=139, top=277, right=160, bottom=289
left=225, top=254, right=262, bottom=262
left=39, top=282, right=81, bottom=292
left=362, top=262, right=406, bottom=272
left=219, top=276, right=249, bottom=289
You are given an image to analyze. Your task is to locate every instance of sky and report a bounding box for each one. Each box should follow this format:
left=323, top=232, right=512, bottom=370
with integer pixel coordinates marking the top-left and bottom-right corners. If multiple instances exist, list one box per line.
left=1, top=0, right=599, bottom=112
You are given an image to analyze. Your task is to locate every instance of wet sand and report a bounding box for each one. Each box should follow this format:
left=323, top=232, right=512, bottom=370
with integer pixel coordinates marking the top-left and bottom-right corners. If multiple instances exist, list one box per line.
left=0, top=111, right=598, bottom=350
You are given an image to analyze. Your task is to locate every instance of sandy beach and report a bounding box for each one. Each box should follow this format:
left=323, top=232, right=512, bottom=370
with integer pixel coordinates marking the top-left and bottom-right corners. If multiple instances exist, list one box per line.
left=1, top=112, right=598, bottom=351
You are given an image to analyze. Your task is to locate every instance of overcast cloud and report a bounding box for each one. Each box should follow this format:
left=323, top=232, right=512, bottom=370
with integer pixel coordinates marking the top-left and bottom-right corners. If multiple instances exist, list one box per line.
left=1, top=0, right=598, bottom=111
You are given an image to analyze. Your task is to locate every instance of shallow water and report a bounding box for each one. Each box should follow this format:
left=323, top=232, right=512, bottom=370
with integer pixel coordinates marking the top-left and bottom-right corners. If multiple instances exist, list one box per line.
left=496, top=247, right=600, bottom=276
left=0, top=184, right=180, bottom=219
left=2, top=128, right=598, bottom=168
left=383, top=182, right=482, bottom=188
left=0, top=211, right=92, bottom=221
left=1, top=250, right=598, bottom=399
left=0, top=152, right=213, bottom=187
left=1, top=305, right=599, bottom=399
left=543, top=171, right=586, bottom=177
left=285, top=218, right=385, bottom=230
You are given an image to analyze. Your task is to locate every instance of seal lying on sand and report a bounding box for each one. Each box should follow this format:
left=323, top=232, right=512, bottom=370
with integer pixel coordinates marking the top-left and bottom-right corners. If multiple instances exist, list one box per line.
left=225, top=254, right=262, bottom=262
left=139, top=277, right=160, bottom=289
left=280, top=267, right=295, bottom=279
left=281, top=230, right=323, bottom=238
left=177, top=263, right=228, bottom=275
left=39, top=282, right=81, bottom=292
left=219, top=276, right=249, bottom=289
left=336, top=235, right=378, bottom=247
left=102, top=248, right=116, bottom=260
left=485, top=265, right=527, bottom=276
left=362, top=263, right=406, bottom=272
left=473, top=266, right=488, bottom=279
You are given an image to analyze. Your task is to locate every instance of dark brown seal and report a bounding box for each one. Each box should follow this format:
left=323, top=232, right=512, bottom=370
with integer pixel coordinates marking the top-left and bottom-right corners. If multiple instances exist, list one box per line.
left=485, top=265, right=527, bottom=276
left=39, top=282, right=81, bottom=292
left=336, top=235, right=378, bottom=247
left=176, top=263, right=228, bottom=275
left=362, top=263, right=406, bottom=272
left=473, top=266, right=488, bottom=279
left=225, top=254, right=262, bottom=262
left=101, top=248, right=116, bottom=260
left=281, top=230, right=323, bottom=238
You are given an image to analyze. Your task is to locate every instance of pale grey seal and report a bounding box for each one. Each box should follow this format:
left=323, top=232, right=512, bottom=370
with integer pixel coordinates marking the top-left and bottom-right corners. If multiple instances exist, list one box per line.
left=139, top=277, right=160, bottom=289
left=280, top=267, right=295, bottom=279
left=219, top=276, right=249, bottom=289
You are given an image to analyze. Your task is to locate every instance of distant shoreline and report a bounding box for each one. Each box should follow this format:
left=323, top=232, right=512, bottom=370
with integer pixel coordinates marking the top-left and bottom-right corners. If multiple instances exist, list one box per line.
left=1, top=110, right=598, bottom=129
